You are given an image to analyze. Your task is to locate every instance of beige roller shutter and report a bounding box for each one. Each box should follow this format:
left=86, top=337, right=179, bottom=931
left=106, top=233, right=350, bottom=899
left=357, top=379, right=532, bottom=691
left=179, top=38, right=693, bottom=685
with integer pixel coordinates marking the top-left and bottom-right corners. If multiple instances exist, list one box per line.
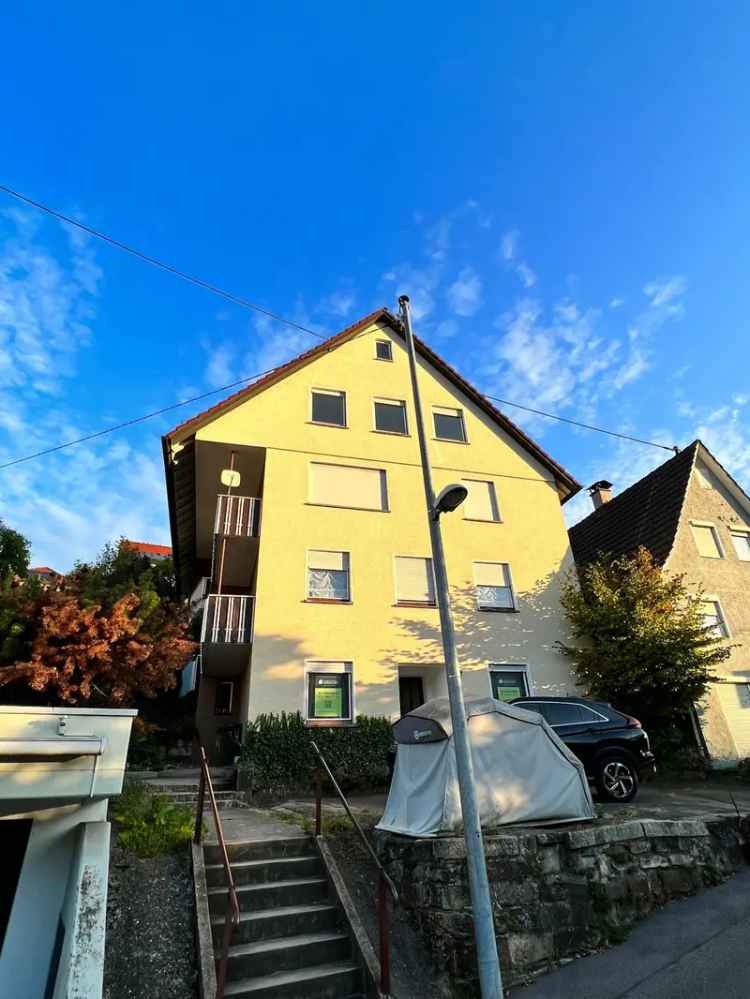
left=690, top=523, right=722, bottom=558
left=308, top=550, right=347, bottom=571
left=395, top=556, right=435, bottom=604
left=309, top=462, right=388, bottom=511
left=462, top=479, right=500, bottom=521
left=716, top=682, right=750, bottom=757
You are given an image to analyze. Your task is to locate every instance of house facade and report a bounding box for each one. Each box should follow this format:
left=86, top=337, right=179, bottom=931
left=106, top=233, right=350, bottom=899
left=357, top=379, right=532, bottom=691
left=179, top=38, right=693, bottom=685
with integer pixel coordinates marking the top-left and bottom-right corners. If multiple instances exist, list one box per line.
left=569, top=441, right=750, bottom=765
left=163, top=308, right=582, bottom=760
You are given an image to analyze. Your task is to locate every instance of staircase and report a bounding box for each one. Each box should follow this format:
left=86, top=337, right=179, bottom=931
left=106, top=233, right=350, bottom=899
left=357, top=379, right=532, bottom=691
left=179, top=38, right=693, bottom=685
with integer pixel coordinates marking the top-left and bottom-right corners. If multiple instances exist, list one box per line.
left=130, top=767, right=247, bottom=811
left=205, top=836, right=368, bottom=998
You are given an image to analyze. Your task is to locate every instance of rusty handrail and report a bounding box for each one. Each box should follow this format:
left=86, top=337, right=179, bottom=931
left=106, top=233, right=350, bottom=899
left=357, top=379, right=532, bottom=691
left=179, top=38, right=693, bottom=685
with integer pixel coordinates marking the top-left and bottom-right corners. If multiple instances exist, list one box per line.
left=310, top=739, right=397, bottom=998
left=194, top=745, right=240, bottom=999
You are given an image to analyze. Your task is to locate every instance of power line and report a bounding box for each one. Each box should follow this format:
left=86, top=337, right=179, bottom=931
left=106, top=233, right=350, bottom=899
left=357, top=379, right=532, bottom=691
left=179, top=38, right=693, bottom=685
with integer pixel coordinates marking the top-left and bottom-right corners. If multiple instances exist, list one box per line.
left=484, top=394, right=678, bottom=454
left=0, top=183, right=327, bottom=342
left=0, top=366, right=279, bottom=470
left=0, top=182, right=679, bottom=466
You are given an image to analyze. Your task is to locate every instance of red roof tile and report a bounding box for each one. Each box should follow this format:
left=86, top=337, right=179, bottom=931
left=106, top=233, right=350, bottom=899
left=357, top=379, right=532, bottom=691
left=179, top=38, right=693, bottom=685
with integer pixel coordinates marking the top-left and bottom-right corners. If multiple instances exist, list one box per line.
left=122, top=540, right=173, bottom=556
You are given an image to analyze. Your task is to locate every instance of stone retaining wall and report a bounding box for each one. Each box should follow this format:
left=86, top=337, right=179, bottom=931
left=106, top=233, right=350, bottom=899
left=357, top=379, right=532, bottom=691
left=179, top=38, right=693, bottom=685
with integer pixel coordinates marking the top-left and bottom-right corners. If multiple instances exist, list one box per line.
left=376, top=817, right=747, bottom=996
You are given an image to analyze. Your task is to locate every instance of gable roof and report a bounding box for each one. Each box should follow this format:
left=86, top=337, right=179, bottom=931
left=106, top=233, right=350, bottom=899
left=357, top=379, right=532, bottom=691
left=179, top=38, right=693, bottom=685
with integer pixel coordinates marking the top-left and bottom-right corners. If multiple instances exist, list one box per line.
left=568, top=441, right=699, bottom=567
left=164, top=306, right=581, bottom=501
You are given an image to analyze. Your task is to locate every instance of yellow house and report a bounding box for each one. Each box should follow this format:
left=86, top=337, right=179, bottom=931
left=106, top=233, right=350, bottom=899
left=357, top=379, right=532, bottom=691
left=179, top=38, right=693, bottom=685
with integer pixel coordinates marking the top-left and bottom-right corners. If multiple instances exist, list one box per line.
left=163, top=307, right=582, bottom=759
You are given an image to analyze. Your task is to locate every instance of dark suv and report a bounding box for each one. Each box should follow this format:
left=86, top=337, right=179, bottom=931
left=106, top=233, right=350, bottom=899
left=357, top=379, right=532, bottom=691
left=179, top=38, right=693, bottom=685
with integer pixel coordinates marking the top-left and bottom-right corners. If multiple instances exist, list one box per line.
left=509, top=696, right=656, bottom=802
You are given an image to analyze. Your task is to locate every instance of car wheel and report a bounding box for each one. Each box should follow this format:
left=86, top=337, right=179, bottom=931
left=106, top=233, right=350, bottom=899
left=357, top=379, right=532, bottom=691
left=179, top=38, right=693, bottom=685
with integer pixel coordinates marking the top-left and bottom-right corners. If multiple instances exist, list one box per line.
left=596, top=754, right=639, bottom=802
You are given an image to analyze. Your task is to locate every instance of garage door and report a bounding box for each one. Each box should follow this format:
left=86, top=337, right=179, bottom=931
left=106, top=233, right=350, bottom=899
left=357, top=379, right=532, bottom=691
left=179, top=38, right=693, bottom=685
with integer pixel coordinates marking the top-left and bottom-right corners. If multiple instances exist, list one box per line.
left=716, top=682, right=750, bottom=757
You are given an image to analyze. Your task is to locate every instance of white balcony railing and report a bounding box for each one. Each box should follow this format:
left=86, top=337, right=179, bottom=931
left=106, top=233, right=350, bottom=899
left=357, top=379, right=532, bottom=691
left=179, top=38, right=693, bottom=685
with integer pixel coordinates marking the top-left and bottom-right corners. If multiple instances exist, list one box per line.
left=201, top=594, right=255, bottom=645
left=214, top=495, right=261, bottom=538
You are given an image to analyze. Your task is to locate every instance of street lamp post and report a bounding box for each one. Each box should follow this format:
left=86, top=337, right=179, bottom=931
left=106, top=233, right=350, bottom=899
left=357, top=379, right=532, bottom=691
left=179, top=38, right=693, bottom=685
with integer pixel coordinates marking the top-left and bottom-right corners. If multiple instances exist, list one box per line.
left=398, top=295, right=504, bottom=999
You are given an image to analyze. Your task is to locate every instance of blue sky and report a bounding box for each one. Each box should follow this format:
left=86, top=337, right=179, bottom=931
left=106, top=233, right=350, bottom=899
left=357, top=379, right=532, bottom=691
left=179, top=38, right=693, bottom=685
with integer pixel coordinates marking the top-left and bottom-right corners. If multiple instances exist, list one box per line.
left=1, top=3, right=749, bottom=570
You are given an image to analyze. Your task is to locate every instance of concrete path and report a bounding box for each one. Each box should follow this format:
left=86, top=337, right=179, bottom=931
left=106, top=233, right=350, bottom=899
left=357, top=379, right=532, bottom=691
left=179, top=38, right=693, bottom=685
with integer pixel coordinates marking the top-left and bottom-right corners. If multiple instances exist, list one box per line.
left=514, top=868, right=750, bottom=998
left=204, top=806, right=308, bottom=843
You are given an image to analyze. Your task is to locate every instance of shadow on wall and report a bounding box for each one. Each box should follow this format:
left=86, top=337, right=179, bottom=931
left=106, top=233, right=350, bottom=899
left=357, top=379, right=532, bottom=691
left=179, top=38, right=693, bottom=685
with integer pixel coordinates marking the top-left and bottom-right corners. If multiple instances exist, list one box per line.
left=380, top=572, right=574, bottom=696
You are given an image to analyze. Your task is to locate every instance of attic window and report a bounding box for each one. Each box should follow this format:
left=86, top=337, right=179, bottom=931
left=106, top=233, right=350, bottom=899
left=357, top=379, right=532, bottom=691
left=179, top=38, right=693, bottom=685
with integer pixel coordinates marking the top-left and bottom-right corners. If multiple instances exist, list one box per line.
left=690, top=522, right=723, bottom=559
left=311, top=389, right=346, bottom=427
left=375, top=340, right=393, bottom=361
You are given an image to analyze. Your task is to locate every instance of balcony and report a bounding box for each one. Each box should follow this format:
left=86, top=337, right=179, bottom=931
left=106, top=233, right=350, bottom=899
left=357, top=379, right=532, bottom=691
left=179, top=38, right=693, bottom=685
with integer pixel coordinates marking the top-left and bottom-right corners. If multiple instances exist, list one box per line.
left=200, top=593, right=255, bottom=677
left=214, top=495, right=261, bottom=538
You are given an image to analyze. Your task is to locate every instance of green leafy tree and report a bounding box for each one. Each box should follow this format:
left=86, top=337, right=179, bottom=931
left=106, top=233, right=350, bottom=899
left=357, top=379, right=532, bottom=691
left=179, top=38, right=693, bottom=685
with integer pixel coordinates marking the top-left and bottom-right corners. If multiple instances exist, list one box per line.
left=0, top=520, right=31, bottom=579
left=559, top=547, right=730, bottom=724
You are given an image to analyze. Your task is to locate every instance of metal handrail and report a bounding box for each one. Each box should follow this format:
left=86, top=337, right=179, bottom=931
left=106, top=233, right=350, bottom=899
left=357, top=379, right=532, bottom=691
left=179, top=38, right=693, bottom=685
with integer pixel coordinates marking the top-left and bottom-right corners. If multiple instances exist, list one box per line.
left=194, top=745, right=240, bottom=999
left=310, top=739, right=397, bottom=998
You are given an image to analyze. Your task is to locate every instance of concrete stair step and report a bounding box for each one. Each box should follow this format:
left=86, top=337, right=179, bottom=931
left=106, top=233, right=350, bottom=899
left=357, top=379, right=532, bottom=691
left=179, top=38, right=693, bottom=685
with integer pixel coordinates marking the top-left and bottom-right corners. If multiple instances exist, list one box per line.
left=209, top=877, right=329, bottom=913
left=225, top=930, right=351, bottom=980
left=222, top=960, right=361, bottom=998
left=212, top=903, right=340, bottom=947
left=206, top=854, right=323, bottom=888
left=204, top=837, right=313, bottom=866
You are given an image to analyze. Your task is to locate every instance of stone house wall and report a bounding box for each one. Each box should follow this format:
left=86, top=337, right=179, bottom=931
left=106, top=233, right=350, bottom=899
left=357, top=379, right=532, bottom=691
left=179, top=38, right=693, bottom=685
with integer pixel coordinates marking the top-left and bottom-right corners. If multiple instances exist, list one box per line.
left=377, top=817, right=746, bottom=996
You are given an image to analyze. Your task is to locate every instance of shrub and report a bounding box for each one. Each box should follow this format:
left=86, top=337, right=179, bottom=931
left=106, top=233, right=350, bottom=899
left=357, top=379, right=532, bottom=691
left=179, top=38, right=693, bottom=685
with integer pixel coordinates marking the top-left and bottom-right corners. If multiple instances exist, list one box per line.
left=239, top=712, right=393, bottom=795
left=113, top=779, right=193, bottom=857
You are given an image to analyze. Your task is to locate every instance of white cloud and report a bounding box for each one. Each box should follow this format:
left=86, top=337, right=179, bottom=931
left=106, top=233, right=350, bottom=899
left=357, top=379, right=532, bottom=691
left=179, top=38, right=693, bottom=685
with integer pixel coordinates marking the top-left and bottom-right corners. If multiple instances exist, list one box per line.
left=500, top=230, right=518, bottom=261
left=499, top=229, right=536, bottom=288
left=643, top=276, right=687, bottom=308
left=447, top=267, right=482, bottom=317
left=609, top=297, right=624, bottom=309
left=205, top=344, right=235, bottom=387
left=516, top=262, right=537, bottom=288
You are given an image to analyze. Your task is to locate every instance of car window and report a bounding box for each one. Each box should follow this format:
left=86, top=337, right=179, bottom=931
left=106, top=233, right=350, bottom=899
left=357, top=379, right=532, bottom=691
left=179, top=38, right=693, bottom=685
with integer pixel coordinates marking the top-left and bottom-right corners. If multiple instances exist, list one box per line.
left=514, top=700, right=546, bottom=718
left=543, top=702, right=589, bottom=726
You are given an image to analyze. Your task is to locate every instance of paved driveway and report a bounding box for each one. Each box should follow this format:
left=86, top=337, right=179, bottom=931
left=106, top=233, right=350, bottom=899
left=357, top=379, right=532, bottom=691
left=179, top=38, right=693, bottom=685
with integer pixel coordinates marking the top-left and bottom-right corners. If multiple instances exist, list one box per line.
left=596, top=778, right=750, bottom=821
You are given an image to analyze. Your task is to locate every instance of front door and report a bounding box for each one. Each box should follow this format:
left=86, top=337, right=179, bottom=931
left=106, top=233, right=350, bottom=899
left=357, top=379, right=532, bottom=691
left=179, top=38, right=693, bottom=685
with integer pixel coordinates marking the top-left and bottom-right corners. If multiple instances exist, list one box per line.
left=399, top=676, right=425, bottom=716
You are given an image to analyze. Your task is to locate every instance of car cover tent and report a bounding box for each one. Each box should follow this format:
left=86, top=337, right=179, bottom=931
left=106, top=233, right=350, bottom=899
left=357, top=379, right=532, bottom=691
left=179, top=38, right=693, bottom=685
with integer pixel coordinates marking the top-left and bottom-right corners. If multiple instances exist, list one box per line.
left=376, top=696, right=593, bottom=838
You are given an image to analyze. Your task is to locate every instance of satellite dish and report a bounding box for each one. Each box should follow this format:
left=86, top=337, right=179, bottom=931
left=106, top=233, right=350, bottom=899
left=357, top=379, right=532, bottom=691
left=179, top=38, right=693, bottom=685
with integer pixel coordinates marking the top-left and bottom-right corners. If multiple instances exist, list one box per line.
left=220, top=469, right=241, bottom=488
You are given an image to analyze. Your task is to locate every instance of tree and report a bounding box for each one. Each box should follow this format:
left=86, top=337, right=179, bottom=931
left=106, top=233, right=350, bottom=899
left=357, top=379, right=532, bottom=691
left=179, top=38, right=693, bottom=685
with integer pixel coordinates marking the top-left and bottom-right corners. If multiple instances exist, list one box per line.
left=559, top=547, right=730, bottom=724
left=0, top=520, right=30, bottom=579
left=0, top=540, right=196, bottom=706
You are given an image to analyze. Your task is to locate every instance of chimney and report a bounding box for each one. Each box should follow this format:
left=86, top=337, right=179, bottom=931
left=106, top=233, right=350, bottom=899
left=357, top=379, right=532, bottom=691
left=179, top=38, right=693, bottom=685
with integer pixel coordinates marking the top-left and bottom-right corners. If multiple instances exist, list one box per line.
left=588, top=480, right=613, bottom=510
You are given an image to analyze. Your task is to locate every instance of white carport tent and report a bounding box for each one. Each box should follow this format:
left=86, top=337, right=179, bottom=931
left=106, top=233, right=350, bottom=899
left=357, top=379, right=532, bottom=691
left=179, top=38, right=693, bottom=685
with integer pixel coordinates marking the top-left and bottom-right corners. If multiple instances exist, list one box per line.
left=376, top=696, right=593, bottom=838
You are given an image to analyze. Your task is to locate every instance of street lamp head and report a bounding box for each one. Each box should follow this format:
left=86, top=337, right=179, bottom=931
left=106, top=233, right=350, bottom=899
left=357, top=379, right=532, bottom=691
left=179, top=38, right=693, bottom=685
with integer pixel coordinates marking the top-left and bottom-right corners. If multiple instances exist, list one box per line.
left=434, top=482, right=468, bottom=516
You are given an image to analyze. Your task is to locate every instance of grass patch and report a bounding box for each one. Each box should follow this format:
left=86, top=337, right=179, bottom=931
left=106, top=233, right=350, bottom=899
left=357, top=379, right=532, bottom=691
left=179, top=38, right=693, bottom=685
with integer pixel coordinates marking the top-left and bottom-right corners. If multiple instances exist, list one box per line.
left=114, top=780, right=194, bottom=858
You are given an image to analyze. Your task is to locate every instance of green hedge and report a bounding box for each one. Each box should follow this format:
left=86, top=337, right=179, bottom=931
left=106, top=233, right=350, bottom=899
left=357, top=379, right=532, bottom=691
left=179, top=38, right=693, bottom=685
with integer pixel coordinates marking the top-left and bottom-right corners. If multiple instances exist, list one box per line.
left=239, top=712, right=393, bottom=794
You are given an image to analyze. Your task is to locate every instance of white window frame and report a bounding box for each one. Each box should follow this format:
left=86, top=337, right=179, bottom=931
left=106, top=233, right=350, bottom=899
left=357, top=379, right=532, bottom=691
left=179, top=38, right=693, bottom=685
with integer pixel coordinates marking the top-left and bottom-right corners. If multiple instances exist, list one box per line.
left=461, top=478, right=502, bottom=523
left=392, top=554, right=437, bottom=607
left=488, top=663, right=532, bottom=701
left=699, top=594, right=731, bottom=639
left=472, top=561, right=516, bottom=611
left=729, top=526, right=750, bottom=562
left=432, top=405, right=468, bottom=443
left=374, top=339, right=393, bottom=362
left=310, top=387, right=347, bottom=428
left=372, top=397, right=409, bottom=436
left=305, top=549, right=352, bottom=603
left=690, top=520, right=725, bottom=559
left=303, top=660, right=354, bottom=724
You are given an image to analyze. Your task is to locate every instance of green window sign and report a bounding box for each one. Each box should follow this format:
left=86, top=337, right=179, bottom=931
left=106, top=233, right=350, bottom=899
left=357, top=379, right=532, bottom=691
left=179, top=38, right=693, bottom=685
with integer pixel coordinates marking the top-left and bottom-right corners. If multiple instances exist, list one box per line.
left=308, top=671, right=351, bottom=721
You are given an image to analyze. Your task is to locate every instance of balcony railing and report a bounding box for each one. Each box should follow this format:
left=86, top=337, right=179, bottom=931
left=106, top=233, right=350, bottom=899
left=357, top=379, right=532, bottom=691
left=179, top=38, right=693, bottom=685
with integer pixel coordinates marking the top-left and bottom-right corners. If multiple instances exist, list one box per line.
left=214, top=495, right=261, bottom=538
left=201, top=594, right=255, bottom=645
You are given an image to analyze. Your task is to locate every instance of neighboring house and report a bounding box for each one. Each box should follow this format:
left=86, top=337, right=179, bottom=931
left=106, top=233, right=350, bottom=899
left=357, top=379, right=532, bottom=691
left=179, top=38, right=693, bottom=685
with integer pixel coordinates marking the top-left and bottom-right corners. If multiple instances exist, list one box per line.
left=569, top=440, right=750, bottom=765
left=29, top=565, right=64, bottom=584
left=162, top=307, right=582, bottom=761
left=121, top=540, right=173, bottom=562
left=0, top=706, right=135, bottom=998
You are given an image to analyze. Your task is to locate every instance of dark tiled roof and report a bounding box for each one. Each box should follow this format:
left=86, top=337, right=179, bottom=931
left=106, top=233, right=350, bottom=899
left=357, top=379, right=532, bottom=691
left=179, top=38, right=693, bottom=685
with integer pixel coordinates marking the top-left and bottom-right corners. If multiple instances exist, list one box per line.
left=568, top=441, right=699, bottom=567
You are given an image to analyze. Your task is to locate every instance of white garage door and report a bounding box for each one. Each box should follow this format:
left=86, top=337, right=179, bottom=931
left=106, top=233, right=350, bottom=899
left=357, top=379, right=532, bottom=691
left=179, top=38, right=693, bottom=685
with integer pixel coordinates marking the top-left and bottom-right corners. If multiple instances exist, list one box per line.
left=716, top=682, right=750, bottom=757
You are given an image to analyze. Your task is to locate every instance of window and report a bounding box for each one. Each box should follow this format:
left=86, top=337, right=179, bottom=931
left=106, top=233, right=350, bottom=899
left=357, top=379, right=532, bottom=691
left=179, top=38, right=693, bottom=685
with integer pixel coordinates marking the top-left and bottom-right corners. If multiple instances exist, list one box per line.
left=214, top=681, right=234, bottom=715
left=307, top=550, right=350, bottom=601
left=374, top=399, right=408, bottom=435
left=305, top=662, right=353, bottom=722
left=699, top=599, right=729, bottom=638
left=433, top=406, right=467, bottom=442
left=473, top=561, right=515, bottom=610
left=375, top=340, right=393, bottom=361
left=394, top=556, right=436, bottom=606
left=730, top=529, right=750, bottom=562
left=308, top=462, right=388, bottom=511
left=542, top=702, right=601, bottom=727
left=490, top=667, right=529, bottom=702
left=311, top=389, right=346, bottom=427
left=690, top=522, right=723, bottom=558
left=462, top=479, right=501, bottom=522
